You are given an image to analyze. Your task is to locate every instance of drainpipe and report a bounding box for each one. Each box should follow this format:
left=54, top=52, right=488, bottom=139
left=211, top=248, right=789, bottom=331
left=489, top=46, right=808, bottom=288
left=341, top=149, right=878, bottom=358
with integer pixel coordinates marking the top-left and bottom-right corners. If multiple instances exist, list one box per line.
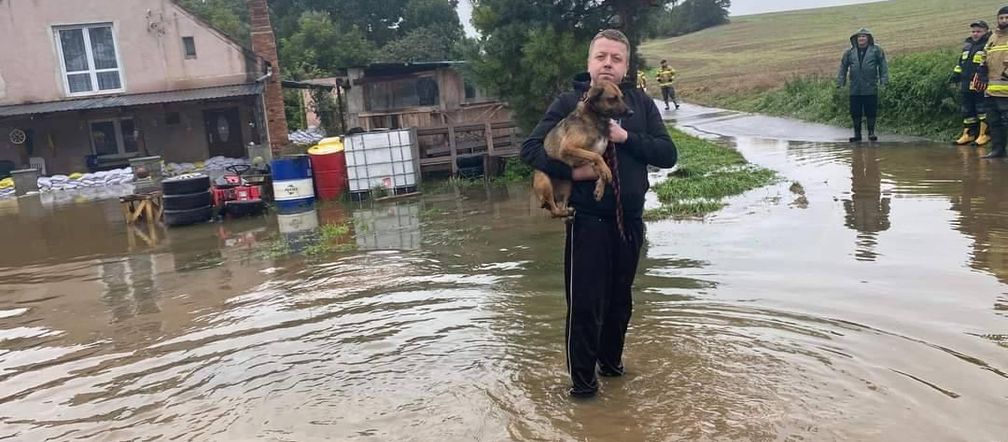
left=255, top=66, right=273, bottom=83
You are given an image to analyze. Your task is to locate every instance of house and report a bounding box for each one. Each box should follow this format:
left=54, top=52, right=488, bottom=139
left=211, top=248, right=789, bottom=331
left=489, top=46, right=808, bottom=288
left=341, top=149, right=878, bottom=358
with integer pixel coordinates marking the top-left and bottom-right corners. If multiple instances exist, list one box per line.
left=296, top=62, right=520, bottom=175
left=0, top=0, right=289, bottom=176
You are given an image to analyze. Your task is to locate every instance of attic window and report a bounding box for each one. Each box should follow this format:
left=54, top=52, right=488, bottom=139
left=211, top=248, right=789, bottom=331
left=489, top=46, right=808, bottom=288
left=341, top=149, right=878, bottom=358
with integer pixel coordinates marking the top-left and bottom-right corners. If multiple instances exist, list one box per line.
left=182, top=36, right=196, bottom=59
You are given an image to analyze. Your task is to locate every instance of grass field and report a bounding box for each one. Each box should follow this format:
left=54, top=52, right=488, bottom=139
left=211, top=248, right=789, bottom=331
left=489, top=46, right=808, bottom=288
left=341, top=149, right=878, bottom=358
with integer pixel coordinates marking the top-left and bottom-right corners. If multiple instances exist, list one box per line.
left=639, top=0, right=1005, bottom=101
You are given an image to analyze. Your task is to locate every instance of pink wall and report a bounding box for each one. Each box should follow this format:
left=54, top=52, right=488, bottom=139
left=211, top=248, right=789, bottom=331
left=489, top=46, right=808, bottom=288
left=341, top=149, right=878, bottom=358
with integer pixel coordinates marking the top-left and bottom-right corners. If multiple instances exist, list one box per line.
left=0, top=0, right=257, bottom=105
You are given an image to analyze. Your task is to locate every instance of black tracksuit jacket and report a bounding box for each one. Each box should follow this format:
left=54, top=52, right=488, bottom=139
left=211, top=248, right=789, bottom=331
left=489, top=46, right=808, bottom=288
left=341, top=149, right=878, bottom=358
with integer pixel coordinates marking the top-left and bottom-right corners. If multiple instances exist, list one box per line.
left=520, top=73, right=678, bottom=218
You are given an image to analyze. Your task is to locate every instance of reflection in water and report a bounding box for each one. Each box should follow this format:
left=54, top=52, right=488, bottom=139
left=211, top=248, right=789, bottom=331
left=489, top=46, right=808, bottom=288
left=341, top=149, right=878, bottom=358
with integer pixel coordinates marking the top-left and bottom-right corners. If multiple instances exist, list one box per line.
left=353, top=201, right=421, bottom=251
left=100, top=254, right=159, bottom=323
left=843, top=147, right=891, bottom=261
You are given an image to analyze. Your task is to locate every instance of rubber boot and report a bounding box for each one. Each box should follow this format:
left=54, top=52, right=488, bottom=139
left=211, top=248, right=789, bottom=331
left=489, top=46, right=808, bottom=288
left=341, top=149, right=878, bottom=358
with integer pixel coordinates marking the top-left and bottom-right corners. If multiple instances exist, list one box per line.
left=983, top=122, right=1007, bottom=158
left=849, top=118, right=863, bottom=142
left=975, top=121, right=991, bottom=146
left=867, top=118, right=878, bottom=142
left=953, top=126, right=977, bottom=145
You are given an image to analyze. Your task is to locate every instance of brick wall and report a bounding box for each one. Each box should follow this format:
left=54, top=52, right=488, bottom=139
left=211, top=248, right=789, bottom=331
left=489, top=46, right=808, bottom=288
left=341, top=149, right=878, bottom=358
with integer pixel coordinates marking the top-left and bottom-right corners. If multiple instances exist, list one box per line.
left=246, top=0, right=289, bottom=154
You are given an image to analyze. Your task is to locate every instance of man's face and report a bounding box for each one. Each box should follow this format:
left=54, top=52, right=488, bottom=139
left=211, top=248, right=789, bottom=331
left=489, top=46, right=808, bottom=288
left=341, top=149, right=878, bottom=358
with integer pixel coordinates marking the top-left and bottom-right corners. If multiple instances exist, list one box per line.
left=999, top=14, right=1008, bottom=29
left=587, top=38, right=628, bottom=85
left=857, top=34, right=869, bottom=47
left=972, top=26, right=988, bottom=41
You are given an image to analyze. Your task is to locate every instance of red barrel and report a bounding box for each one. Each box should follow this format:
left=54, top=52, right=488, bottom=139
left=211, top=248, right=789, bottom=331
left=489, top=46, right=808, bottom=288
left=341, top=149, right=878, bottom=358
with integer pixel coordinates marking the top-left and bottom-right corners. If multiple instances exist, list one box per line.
left=307, top=137, right=348, bottom=200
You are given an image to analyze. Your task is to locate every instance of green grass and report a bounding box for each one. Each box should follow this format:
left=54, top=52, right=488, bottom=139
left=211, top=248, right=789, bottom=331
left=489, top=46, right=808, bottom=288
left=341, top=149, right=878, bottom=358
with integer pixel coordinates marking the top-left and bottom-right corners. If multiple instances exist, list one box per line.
left=646, top=128, right=777, bottom=219
left=639, top=0, right=1003, bottom=101
left=257, top=220, right=356, bottom=259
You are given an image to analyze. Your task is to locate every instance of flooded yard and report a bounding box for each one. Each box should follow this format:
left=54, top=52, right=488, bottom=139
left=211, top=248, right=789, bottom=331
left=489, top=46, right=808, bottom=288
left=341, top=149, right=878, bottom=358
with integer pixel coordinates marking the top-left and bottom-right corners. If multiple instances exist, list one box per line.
left=0, top=105, right=1005, bottom=440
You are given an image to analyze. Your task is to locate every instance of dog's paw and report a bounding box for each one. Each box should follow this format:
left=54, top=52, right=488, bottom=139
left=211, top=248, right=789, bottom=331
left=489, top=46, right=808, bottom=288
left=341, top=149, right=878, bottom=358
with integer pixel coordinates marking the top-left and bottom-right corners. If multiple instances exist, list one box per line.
left=593, top=182, right=606, bottom=201
left=597, top=165, right=613, bottom=183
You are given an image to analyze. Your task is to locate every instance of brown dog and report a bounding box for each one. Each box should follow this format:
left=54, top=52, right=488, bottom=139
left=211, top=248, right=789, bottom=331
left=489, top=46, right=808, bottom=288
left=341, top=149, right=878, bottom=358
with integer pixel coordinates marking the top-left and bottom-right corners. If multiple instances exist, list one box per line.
left=533, top=81, right=630, bottom=218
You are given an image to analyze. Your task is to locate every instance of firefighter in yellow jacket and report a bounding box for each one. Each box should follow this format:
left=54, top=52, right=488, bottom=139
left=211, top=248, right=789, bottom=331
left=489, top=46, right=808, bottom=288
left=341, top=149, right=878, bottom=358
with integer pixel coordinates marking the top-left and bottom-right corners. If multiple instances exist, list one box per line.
left=982, top=7, right=1008, bottom=158
left=656, top=60, right=679, bottom=110
left=637, top=69, right=647, bottom=90
left=951, top=20, right=992, bottom=146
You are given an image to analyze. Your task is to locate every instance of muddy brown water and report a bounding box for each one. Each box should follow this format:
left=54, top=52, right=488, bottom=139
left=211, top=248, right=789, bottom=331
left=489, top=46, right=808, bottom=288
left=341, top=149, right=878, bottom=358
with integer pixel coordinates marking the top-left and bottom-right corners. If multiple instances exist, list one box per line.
left=0, top=105, right=1006, bottom=440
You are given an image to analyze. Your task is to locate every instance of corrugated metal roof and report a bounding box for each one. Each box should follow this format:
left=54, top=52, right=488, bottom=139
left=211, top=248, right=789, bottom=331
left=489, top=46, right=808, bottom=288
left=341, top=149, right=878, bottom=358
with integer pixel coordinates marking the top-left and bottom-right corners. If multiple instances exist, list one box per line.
left=0, top=83, right=263, bottom=118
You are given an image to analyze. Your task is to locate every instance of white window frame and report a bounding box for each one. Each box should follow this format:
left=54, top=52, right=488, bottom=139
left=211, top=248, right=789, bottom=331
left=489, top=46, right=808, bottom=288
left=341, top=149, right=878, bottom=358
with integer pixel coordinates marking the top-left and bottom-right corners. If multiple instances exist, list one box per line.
left=89, top=117, right=137, bottom=158
left=53, top=23, right=125, bottom=97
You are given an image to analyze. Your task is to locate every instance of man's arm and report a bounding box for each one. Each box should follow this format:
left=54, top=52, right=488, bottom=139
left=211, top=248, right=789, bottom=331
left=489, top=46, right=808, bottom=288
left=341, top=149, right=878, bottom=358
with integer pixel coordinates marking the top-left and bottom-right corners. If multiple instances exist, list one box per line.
left=836, top=50, right=850, bottom=87
left=520, top=95, right=575, bottom=179
left=618, top=94, right=677, bottom=168
left=877, top=47, right=889, bottom=85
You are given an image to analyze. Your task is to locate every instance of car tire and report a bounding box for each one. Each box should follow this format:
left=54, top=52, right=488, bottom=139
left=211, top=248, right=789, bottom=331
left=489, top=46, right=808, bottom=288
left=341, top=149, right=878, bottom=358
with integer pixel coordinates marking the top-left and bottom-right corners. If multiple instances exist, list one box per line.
left=162, top=174, right=210, bottom=195
left=164, top=205, right=213, bottom=227
left=163, top=190, right=212, bottom=211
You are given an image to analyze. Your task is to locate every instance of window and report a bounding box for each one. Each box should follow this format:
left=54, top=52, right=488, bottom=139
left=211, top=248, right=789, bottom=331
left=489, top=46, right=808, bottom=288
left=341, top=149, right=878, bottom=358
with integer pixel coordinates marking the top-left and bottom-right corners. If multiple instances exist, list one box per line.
left=90, top=118, right=138, bottom=157
left=55, top=24, right=123, bottom=96
left=182, top=36, right=197, bottom=59
left=464, top=81, right=476, bottom=101
left=365, top=77, right=439, bottom=111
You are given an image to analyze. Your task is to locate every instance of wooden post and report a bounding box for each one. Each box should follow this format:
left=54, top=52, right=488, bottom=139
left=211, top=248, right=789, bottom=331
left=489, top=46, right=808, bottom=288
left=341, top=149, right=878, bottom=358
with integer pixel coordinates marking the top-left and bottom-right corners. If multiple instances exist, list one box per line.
left=409, top=127, right=421, bottom=183
left=484, top=122, right=495, bottom=156
left=447, top=124, right=458, bottom=175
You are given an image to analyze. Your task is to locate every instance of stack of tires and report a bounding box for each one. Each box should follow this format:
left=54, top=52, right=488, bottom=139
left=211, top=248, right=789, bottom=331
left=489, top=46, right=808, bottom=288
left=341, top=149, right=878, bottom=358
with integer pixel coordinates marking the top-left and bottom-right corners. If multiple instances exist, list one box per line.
left=162, top=174, right=213, bottom=227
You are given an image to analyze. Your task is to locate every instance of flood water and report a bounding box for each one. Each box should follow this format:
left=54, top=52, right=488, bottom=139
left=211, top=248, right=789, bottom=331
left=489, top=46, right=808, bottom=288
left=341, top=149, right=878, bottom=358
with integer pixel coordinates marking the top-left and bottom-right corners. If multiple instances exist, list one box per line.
left=0, top=105, right=1006, bottom=441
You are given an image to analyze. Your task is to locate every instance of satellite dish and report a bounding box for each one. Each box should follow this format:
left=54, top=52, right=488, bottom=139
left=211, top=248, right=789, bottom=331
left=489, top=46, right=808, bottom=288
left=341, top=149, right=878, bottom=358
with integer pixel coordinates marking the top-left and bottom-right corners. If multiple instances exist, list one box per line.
left=9, top=129, right=26, bottom=145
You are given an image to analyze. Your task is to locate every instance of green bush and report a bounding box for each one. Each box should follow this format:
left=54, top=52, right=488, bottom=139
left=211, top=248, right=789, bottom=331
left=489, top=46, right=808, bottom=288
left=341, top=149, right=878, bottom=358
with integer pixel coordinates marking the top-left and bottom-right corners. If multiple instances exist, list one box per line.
left=727, top=49, right=962, bottom=140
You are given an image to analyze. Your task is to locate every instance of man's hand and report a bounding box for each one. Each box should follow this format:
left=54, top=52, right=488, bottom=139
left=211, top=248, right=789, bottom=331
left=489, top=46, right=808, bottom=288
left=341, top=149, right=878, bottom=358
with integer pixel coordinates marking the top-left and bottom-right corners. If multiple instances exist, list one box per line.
left=608, top=120, right=628, bottom=143
left=572, top=165, right=598, bottom=181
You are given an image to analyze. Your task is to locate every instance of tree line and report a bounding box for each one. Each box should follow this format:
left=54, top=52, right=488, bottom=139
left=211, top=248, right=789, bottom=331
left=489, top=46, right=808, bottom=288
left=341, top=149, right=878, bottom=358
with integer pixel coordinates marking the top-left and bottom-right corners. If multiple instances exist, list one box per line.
left=179, top=0, right=730, bottom=130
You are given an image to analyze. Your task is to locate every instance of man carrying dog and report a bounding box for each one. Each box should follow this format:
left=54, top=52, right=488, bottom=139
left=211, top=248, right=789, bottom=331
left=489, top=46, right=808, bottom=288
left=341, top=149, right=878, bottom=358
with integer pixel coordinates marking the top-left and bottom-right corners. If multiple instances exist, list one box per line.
left=520, top=29, right=677, bottom=399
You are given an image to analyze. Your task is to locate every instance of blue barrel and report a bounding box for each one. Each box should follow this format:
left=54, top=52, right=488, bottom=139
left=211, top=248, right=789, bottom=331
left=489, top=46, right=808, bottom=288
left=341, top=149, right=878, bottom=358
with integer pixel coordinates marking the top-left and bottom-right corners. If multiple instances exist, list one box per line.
left=271, top=155, right=315, bottom=213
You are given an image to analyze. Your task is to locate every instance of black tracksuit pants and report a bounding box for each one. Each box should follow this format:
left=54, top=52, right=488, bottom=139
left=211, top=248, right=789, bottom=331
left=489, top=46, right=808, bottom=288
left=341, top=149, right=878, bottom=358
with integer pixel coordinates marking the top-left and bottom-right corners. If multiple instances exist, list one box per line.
left=563, top=214, right=645, bottom=395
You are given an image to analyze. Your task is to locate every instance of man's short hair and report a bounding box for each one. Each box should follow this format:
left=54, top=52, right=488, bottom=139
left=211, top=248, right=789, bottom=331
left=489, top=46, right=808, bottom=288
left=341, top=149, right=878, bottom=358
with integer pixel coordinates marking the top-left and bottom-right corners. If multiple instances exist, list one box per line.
left=590, top=29, right=630, bottom=53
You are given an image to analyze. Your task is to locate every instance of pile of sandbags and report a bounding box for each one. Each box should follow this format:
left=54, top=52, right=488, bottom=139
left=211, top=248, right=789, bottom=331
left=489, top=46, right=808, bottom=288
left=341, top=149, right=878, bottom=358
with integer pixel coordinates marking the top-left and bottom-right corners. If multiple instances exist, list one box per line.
left=0, top=178, right=14, bottom=199
left=164, top=156, right=249, bottom=177
left=37, top=168, right=134, bottom=192
left=0, top=155, right=253, bottom=200
left=289, top=127, right=326, bottom=146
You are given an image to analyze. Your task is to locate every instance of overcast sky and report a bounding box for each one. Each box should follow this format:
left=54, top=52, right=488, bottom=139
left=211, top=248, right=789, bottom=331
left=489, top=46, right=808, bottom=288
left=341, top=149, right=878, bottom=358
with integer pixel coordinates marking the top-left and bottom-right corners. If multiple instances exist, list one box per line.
left=456, top=0, right=888, bottom=37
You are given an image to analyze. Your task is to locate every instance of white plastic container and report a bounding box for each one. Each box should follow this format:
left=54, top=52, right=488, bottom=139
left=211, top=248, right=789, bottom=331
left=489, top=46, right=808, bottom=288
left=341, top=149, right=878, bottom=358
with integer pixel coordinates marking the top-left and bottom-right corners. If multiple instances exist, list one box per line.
left=344, top=129, right=418, bottom=197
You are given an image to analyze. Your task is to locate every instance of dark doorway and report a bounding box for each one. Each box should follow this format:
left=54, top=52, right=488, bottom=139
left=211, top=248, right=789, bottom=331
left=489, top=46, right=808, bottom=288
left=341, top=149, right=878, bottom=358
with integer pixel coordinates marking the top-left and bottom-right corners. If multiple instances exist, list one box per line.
left=203, top=107, right=244, bottom=158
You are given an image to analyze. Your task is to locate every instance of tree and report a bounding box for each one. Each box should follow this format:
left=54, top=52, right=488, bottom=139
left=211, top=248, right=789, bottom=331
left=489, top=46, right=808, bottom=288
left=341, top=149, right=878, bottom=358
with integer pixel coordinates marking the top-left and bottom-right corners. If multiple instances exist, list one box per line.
left=469, top=0, right=677, bottom=130
left=378, top=27, right=459, bottom=62
left=280, top=11, right=375, bottom=78
left=377, top=0, right=465, bottom=62
left=643, top=0, right=730, bottom=38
